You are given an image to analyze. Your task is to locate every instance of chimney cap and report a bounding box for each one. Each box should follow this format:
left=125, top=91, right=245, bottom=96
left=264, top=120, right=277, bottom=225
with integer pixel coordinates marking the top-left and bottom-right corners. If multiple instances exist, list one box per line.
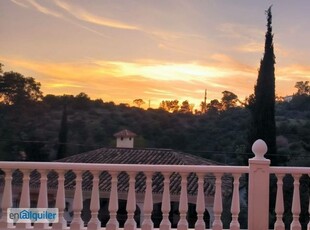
left=113, top=129, right=137, bottom=138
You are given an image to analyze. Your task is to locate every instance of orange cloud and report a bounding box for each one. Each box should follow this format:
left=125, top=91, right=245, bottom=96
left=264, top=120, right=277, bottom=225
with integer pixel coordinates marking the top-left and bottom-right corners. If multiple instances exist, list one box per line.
left=0, top=56, right=253, bottom=105
left=2, top=55, right=307, bottom=108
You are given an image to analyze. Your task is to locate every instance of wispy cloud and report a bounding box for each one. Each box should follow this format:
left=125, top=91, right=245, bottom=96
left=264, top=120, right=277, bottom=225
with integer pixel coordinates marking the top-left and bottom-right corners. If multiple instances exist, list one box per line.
left=94, top=60, right=232, bottom=83
left=10, top=0, right=29, bottom=8
left=49, top=83, right=84, bottom=89
left=218, top=23, right=264, bottom=41
left=277, top=64, right=310, bottom=80
left=11, top=0, right=62, bottom=17
left=144, top=88, right=175, bottom=97
left=237, top=42, right=263, bottom=53
left=54, top=0, right=199, bottom=49
left=11, top=0, right=139, bottom=33
left=209, top=53, right=256, bottom=75
left=26, top=0, right=62, bottom=18
left=148, top=30, right=205, bottom=42
left=10, top=0, right=202, bottom=51
left=54, top=0, right=139, bottom=30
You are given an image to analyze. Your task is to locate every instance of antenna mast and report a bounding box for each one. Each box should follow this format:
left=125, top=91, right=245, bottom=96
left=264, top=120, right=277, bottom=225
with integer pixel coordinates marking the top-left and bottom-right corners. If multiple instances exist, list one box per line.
left=203, top=89, right=207, bottom=113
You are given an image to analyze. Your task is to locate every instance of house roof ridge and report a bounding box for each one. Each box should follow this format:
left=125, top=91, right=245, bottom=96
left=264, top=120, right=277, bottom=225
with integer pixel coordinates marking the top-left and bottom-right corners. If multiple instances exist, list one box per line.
left=6, top=147, right=233, bottom=197
left=113, top=129, right=137, bottom=138
left=55, top=147, right=223, bottom=166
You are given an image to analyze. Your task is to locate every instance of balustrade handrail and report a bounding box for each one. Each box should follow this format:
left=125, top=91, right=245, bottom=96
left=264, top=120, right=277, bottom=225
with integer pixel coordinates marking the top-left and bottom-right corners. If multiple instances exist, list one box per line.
left=0, top=161, right=249, bottom=174
left=1, top=162, right=309, bottom=175
left=270, top=166, right=310, bottom=174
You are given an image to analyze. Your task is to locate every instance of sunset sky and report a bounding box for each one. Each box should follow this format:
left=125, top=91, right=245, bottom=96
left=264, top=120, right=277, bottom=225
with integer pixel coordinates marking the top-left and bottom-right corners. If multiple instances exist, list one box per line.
left=1, top=0, right=310, bottom=109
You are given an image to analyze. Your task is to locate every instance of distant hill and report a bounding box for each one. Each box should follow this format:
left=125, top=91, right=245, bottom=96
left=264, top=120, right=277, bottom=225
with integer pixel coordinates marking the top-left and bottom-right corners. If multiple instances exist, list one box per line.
left=0, top=94, right=309, bottom=166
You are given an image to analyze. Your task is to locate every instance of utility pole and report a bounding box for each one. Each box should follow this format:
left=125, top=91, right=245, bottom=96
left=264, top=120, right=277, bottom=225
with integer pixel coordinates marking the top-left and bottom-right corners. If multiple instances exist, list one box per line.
left=202, top=89, right=207, bottom=113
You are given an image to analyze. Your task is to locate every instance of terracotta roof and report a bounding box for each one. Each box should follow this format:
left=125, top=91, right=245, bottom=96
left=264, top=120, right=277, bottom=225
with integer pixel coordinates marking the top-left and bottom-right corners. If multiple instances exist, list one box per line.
left=65, top=148, right=232, bottom=196
left=113, top=129, right=137, bottom=138
left=2, top=148, right=233, bottom=197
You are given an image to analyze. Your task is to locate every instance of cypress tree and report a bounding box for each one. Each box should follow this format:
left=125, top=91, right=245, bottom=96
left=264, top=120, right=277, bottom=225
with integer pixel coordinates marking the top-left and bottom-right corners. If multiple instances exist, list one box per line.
left=57, top=103, right=68, bottom=159
left=249, top=6, right=277, bottom=164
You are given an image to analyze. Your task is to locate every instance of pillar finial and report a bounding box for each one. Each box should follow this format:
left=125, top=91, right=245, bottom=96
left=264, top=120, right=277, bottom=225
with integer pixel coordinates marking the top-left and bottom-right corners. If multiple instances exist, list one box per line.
left=252, top=139, right=268, bottom=160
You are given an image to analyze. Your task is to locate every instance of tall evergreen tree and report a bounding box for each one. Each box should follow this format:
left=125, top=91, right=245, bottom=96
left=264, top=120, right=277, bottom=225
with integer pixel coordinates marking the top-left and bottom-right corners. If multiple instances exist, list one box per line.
left=57, top=103, right=68, bottom=159
left=249, top=6, right=277, bottom=164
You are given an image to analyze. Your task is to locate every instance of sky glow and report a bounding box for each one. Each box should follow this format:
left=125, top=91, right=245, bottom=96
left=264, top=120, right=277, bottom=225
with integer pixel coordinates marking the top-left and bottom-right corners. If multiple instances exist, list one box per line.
left=1, top=0, right=310, bottom=109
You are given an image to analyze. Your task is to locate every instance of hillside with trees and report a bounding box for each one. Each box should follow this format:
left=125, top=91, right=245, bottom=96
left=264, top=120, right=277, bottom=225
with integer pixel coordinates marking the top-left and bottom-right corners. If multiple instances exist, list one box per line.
left=0, top=65, right=309, bottom=166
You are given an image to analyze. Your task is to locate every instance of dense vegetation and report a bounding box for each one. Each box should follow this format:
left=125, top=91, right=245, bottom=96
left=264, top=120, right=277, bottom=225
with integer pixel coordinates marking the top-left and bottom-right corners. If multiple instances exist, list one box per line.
left=0, top=68, right=309, bottom=167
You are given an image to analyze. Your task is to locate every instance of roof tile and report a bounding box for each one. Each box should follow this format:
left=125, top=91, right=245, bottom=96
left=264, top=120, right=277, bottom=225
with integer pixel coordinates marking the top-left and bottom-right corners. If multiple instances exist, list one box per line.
left=1, top=148, right=233, bottom=197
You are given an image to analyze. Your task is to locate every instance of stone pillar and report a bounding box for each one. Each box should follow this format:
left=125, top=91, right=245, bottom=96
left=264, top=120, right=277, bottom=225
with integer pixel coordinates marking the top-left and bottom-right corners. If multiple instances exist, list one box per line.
left=248, top=139, right=270, bottom=230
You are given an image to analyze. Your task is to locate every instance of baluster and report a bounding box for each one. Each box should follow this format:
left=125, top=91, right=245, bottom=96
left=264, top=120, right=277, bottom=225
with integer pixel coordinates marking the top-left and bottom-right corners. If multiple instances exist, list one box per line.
left=142, top=172, right=154, bottom=230
left=274, top=174, right=285, bottom=230
left=212, top=173, right=223, bottom=230
left=178, top=173, right=188, bottom=230
left=70, top=170, right=84, bottom=229
left=291, top=174, right=301, bottom=230
left=160, top=172, right=171, bottom=230
left=195, top=173, right=205, bottom=230
left=0, top=169, right=13, bottom=228
left=52, top=170, right=67, bottom=229
left=125, top=172, right=137, bottom=230
left=230, top=173, right=240, bottom=230
left=106, top=172, right=119, bottom=230
left=308, top=174, right=310, bottom=230
left=87, top=171, right=100, bottom=230
left=16, top=169, right=31, bottom=229
left=33, top=169, right=49, bottom=229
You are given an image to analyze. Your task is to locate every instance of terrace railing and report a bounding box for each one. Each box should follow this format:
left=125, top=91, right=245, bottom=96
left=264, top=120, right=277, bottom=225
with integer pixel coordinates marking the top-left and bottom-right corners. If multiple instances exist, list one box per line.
left=0, top=139, right=309, bottom=230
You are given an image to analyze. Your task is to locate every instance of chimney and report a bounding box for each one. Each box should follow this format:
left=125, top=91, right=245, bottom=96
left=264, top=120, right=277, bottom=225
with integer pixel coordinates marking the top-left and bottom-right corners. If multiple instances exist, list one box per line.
left=113, top=129, right=137, bottom=148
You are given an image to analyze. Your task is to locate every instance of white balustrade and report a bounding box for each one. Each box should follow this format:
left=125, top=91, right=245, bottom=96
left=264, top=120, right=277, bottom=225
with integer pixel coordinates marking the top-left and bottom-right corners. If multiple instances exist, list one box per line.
left=230, top=173, right=241, bottom=230
left=0, top=169, right=13, bottom=229
left=33, top=169, right=49, bottom=229
left=291, top=174, right=301, bottom=230
left=70, top=170, right=84, bottom=229
left=308, top=174, right=310, bottom=230
left=177, top=173, right=188, bottom=230
left=125, top=172, right=137, bottom=230
left=160, top=172, right=171, bottom=230
left=141, top=172, right=153, bottom=230
left=106, top=172, right=119, bottom=230
left=212, top=173, right=223, bottom=230
left=15, top=169, right=31, bottom=229
left=88, top=170, right=100, bottom=230
left=52, top=170, right=67, bottom=229
left=274, top=174, right=285, bottom=230
left=195, top=173, right=205, bottom=230
left=0, top=139, right=309, bottom=230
